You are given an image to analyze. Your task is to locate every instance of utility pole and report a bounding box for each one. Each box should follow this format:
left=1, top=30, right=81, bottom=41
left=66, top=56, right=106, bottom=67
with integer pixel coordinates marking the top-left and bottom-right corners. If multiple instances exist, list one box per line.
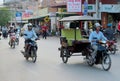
left=96, top=0, right=99, bottom=18
left=84, top=0, right=88, bottom=35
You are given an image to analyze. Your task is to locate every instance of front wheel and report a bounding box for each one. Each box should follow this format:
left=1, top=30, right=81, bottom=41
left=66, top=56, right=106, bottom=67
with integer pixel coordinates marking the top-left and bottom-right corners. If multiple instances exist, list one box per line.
left=31, top=49, right=37, bottom=63
left=12, top=41, right=15, bottom=48
left=16, top=38, right=19, bottom=45
left=61, top=48, right=69, bottom=63
left=102, top=54, right=111, bottom=71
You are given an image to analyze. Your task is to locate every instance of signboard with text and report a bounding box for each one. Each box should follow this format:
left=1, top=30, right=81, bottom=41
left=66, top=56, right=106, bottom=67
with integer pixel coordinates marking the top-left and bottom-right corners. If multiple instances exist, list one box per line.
left=83, top=1, right=88, bottom=15
left=16, top=12, right=22, bottom=21
left=67, top=0, right=82, bottom=12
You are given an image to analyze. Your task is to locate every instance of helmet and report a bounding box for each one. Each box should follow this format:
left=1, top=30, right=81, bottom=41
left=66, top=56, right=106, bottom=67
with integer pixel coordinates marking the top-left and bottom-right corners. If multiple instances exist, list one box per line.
left=27, top=23, right=32, bottom=27
left=94, top=23, right=101, bottom=28
left=107, top=23, right=112, bottom=27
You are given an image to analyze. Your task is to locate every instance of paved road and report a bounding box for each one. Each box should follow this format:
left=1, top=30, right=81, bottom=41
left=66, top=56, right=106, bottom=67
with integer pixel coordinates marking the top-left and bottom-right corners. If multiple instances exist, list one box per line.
left=0, top=37, right=120, bottom=81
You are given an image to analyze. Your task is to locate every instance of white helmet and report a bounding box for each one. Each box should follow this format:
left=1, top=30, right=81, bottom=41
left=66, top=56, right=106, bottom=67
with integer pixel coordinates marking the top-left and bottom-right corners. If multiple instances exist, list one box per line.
left=28, top=23, right=32, bottom=27
left=95, top=23, right=101, bottom=28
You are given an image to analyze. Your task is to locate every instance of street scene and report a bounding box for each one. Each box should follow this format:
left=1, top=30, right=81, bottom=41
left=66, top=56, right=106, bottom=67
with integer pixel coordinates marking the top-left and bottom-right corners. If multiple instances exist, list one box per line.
left=0, top=0, right=120, bottom=81
left=0, top=37, right=120, bottom=81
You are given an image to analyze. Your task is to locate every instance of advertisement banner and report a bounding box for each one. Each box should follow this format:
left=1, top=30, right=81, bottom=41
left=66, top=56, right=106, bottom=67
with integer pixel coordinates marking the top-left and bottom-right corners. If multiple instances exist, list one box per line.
left=67, top=0, right=82, bottom=12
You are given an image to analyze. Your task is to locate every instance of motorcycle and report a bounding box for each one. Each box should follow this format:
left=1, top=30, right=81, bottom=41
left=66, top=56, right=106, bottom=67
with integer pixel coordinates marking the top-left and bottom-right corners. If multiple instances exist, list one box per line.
left=21, top=38, right=38, bottom=63
left=2, top=31, right=8, bottom=39
left=86, top=40, right=111, bottom=71
left=9, top=33, right=16, bottom=48
left=15, top=33, right=19, bottom=45
left=106, top=38, right=117, bottom=54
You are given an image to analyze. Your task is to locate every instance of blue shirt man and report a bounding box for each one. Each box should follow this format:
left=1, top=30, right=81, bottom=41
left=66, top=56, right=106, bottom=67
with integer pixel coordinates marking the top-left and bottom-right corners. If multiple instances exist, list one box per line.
left=89, top=23, right=107, bottom=61
left=21, top=23, right=38, bottom=56
left=24, top=29, right=37, bottom=41
left=89, top=31, right=107, bottom=45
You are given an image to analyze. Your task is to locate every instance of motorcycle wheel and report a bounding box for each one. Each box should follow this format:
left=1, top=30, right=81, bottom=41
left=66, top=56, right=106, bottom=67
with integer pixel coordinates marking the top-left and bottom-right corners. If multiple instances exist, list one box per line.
left=25, top=56, right=29, bottom=60
left=87, top=55, right=94, bottom=66
left=12, top=41, right=15, bottom=48
left=16, top=38, right=19, bottom=45
left=31, top=49, right=37, bottom=63
left=110, top=45, right=116, bottom=54
left=61, top=48, right=69, bottom=63
left=102, top=54, right=111, bottom=71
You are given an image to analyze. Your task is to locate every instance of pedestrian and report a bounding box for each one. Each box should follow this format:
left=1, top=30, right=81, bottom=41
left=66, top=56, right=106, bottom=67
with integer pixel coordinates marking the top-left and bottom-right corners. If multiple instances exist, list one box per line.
left=41, top=24, right=48, bottom=39
left=2, top=26, right=8, bottom=38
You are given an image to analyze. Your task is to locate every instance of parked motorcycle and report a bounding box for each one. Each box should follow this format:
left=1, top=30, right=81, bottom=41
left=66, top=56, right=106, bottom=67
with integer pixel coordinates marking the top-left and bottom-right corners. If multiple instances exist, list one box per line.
left=86, top=40, right=111, bottom=71
left=21, top=38, right=38, bottom=63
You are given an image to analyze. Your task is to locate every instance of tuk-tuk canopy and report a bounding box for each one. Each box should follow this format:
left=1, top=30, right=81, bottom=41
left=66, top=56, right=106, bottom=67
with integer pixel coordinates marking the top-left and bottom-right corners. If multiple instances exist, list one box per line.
left=59, top=15, right=101, bottom=22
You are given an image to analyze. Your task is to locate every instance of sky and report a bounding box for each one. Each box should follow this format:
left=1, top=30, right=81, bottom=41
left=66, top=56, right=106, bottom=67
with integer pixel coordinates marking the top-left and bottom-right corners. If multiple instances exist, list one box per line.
left=0, top=0, right=3, bottom=5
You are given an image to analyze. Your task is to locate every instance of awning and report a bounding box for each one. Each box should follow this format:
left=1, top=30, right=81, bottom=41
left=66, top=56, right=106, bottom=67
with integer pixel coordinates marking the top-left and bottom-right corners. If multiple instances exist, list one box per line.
left=8, top=20, right=28, bottom=23
left=59, top=15, right=101, bottom=21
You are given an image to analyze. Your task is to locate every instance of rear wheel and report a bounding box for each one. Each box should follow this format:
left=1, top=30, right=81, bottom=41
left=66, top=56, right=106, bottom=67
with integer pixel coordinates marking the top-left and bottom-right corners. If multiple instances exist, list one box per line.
left=102, top=54, right=111, bottom=71
left=61, top=48, right=69, bottom=63
left=87, top=55, right=94, bottom=66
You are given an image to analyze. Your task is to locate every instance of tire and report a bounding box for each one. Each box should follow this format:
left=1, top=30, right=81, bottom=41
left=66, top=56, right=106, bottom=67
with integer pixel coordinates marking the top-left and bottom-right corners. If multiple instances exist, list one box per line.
left=31, top=48, right=37, bottom=63
left=86, top=55, right=94, bottom=66
left=25, top=56, right=29, bottom=60
left=16, top=38, right=19, bottom=45
left=110, top=45, right=116, bottom=54
left=102, top=54, right=111, bottom=71
left=12, top=41, right=15, bottom=48
left=61, top=48, right=69, bottom=63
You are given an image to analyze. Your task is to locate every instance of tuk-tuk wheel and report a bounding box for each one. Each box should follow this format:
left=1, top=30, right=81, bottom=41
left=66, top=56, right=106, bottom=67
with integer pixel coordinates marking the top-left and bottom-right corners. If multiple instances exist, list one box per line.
left=61, top=48, right=69, bottom=63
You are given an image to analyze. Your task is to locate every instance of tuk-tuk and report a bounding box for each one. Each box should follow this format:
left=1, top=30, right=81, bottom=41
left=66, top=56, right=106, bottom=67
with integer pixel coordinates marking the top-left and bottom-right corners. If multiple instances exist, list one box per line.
left=59, top=15, right=100, bottom=63
left=58, top=15, right=111, bottom=71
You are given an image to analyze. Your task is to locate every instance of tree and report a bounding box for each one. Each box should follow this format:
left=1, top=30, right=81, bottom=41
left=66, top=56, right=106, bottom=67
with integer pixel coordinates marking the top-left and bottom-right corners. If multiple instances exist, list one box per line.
left=0, top=7, right=12, bottom=26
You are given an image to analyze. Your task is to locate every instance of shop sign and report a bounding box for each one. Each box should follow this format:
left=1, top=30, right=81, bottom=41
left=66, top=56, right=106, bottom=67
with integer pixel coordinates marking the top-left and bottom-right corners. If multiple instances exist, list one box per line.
left=16, top=12, right=22, bottom=21
left=39, top=8, right=48, bottom=17
left=101, top=4, right=120, bottom=13
left=49, top=12, right=56, bottom=17
left=67, top=0, right=82, bottom=12
left=82, top=5, right=95, bottom=12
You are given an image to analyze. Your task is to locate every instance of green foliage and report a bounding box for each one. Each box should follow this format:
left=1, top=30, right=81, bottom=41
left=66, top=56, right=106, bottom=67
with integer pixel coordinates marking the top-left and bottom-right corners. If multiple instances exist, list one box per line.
left=0, top=7, right=12, bottom=26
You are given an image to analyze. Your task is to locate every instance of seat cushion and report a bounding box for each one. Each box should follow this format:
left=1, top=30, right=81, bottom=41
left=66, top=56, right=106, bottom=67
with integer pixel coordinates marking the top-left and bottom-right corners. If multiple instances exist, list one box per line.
left=61, top=28, right=84, bottom=46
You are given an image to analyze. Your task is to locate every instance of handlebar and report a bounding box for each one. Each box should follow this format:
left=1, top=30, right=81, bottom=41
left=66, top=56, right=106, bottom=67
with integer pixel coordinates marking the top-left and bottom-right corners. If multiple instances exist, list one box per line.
left=24, top=34, right=27, bottom=36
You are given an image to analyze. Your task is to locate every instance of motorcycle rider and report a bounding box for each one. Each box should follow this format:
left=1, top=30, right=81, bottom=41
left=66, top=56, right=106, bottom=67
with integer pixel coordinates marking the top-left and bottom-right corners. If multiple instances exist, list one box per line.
left=8, top=26, right=16, bottom=45
left=89, top=23, right=108, bottom=62
left=103, top=23, right=115, bottom=40
left=21, top=23, right=38, bottom=57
